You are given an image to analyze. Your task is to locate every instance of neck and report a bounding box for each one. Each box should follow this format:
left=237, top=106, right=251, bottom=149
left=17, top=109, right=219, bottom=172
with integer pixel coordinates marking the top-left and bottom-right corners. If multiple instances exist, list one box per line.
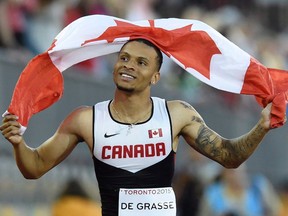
left=112, top=91, right=152, bottom=124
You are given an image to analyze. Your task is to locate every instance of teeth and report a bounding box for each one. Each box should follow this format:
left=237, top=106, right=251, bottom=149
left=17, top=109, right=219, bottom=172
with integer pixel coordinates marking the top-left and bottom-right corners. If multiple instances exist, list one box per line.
left=121, top=74, right=134, bottom=79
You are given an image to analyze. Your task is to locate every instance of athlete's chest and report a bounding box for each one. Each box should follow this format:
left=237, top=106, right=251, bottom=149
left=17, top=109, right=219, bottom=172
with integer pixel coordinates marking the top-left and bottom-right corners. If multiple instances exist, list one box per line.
left=93, top=98, right=173, bottom=173
left=94, top=121, right=172, bottom=173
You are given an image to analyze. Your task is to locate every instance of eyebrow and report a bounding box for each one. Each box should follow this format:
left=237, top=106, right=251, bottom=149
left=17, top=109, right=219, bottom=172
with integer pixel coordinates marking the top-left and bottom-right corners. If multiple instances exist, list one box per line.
left=119, top=52, right=150, bottom=62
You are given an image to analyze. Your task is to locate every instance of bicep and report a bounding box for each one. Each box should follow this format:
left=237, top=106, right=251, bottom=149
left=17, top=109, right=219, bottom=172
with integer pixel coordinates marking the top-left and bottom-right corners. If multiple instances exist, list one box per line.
left=177, top=103, right=226, bottom=163
left=35, top=108, right=86, bottom=172
left=171, top=100, right=229, bottom=164
left=36, top=129, right=79, bottom=171
left=182, top=121, right=224, bottom=161
left=182, top=118, right=254, bottom=168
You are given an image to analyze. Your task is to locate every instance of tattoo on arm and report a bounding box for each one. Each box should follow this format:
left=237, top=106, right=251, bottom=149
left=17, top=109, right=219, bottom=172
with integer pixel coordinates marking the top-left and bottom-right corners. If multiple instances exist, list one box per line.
left=195, top=125, right=222, bottom=158
left=180, top=101, right=204, bottom=123
left=191, top=116, right=204, bottom=124
left=180, top=101, right=196, bottom=111
left=180, top=100, right=228, bottom=162
left=195, top=123, right=267, bottom=167
left=180, top=100, right=267, bottom=167
left=225, top=123, right=266, bottom=157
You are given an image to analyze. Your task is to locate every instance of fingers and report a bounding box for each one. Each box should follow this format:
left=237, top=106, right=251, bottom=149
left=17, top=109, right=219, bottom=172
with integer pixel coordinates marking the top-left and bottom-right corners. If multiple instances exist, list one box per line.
left=1, top=126, right=22, bottom=139
left=266, top=103, right=272, bottom=110
left=0, top=115, right=22, bottom=142
left=2, top=114, right=18, bottom=123
left=1, top=115, right=20, bottom=130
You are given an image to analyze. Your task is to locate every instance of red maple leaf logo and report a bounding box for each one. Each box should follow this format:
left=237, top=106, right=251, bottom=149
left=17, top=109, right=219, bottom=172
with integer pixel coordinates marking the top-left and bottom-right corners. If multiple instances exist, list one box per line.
left=82, top=20, right=221, bottom=79
left=153, top=130, right=158, bottom=135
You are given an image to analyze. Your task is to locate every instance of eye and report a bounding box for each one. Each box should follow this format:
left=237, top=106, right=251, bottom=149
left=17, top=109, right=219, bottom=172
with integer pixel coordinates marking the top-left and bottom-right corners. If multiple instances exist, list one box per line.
left=138, top=60, right=147, bottom=66
left=120, top=56, right=128, bottom=62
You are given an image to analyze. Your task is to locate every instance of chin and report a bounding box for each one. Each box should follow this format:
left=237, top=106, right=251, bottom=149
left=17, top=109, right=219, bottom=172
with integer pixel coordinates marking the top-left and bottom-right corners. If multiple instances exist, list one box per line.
left=116, top=84, right=135, bottom=93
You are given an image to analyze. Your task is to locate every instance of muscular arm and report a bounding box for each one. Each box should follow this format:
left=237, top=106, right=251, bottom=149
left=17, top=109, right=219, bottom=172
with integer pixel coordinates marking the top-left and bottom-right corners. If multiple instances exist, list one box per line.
left=0, top=106, right=92, bottom=179
left=170, top=101, right=271, bottom=168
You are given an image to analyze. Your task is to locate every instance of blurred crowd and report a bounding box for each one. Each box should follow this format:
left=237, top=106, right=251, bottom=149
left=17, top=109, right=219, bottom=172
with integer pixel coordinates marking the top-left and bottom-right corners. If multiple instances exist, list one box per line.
left=1, top=0, right=288, bottom=215
left=0, top=0, right=288, bottom=106
left=173, top=147, right=288, bottom=216
left=0, top=0, right=287, bottom=69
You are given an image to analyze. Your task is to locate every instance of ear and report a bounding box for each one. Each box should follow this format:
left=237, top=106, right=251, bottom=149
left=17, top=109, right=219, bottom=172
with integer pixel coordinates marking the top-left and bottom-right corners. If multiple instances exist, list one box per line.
left=151, top=72, right=160, bottom=85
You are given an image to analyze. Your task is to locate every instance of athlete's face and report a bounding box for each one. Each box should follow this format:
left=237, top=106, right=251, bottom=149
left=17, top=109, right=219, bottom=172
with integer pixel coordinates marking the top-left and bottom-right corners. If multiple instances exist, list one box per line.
left=113, top=41, right=160, bottom=93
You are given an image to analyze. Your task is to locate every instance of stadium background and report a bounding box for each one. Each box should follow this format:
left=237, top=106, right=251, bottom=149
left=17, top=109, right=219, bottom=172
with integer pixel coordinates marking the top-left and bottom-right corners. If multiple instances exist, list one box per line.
left=0, top=0, right=288, bottom=215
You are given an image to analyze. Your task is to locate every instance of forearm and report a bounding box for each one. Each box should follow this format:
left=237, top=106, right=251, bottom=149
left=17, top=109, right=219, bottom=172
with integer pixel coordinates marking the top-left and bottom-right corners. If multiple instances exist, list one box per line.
left=13, top=141, right=43, bottom=179
left=1, top=114, right=76, bottom=179
left=222, top=119, right=269, bottom=168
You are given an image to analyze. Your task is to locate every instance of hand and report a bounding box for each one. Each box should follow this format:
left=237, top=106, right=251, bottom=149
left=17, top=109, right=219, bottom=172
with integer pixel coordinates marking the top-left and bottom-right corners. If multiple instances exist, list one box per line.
left=0, top=114, right=24, bottom=147
left=260, top=103, right=272, bottom=131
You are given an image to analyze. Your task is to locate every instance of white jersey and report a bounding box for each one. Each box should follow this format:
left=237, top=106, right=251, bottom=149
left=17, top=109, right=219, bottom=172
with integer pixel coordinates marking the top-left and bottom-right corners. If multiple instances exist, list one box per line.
left=92, top=97, right=176, bottom=216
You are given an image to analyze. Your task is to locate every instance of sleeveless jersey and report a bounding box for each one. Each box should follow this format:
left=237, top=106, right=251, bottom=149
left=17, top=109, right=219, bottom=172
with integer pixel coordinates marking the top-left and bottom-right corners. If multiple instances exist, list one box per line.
left=92, top=97, right=176, bottom=216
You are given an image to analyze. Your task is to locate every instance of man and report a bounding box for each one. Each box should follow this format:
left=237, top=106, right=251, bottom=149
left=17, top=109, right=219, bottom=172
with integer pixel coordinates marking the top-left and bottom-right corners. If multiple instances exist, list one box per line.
left=1, top=38, right=273, bottom=216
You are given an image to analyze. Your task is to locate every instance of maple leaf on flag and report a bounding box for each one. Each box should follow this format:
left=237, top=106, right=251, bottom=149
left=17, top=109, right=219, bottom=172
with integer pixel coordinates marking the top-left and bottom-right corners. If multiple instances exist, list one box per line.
left=82, top=19, right=221, bottom=79
left=4, top=14, right=288, bottom=134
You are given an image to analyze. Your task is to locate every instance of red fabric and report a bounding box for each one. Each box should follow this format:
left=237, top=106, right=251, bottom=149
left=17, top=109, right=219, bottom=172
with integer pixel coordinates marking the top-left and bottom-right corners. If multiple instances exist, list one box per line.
left=82, top=20, right=221, bottom=80
left=7, top=52, right=63, bottom=127
left=241, top=58, right=288, bottom=128
left=5, top=15, right=288, bottom=130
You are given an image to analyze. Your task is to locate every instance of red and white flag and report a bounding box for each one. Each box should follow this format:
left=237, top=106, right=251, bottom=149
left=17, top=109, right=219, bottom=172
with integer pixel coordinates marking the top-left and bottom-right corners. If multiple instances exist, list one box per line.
left=148, top=129, right=163, bottom=139
left=3, top=14, right=288, bottom=134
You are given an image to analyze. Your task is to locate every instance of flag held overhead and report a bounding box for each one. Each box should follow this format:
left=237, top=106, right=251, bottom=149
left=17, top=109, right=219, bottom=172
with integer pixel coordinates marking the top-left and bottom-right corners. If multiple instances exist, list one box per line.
left=4, top=14, right=288, bottom=134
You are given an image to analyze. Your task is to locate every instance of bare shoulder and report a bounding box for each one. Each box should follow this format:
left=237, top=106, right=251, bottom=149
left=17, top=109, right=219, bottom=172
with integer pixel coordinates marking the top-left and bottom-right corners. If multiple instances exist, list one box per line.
left=71, top=106, right=93, bottom=118
left=60, top=106, right=93, bottom=139
left=167, top=100, right=202, bottom=119
left=63, top=106, right=93, bottom=124
left=167, top=100, right=204, bottom=136
left=167, top=100, right=197, bottom=110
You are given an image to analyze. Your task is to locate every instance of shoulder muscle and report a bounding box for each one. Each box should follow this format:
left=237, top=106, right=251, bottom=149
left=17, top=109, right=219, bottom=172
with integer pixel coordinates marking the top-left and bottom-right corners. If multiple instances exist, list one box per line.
left=59, top=106, right=93, bottom=142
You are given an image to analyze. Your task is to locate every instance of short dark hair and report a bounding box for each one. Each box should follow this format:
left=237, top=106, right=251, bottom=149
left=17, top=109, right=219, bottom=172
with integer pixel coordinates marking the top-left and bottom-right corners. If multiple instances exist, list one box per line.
left=121, top=38, right=163, bottom=71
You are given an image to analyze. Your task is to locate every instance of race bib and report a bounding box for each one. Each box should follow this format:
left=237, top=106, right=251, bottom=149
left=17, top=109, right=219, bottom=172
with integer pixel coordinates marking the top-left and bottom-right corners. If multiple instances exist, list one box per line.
left=118, top=187, right=176, bottom=216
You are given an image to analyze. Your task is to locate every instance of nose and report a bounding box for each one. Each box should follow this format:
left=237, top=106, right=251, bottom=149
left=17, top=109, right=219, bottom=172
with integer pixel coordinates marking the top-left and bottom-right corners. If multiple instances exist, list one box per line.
left=123, top=59, right=136, bottom=70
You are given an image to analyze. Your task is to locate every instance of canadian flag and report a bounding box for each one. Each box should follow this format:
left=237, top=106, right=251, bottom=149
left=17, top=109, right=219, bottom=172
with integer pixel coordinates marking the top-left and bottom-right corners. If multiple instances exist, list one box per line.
left=148, top=129, right=163, bottom=139
left=3, top=14, right=288, bottom=134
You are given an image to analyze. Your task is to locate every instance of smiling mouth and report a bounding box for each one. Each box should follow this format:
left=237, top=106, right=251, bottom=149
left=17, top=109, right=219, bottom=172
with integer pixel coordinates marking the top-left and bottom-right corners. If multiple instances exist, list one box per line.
left=120, top=73, right=136, bottom=80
